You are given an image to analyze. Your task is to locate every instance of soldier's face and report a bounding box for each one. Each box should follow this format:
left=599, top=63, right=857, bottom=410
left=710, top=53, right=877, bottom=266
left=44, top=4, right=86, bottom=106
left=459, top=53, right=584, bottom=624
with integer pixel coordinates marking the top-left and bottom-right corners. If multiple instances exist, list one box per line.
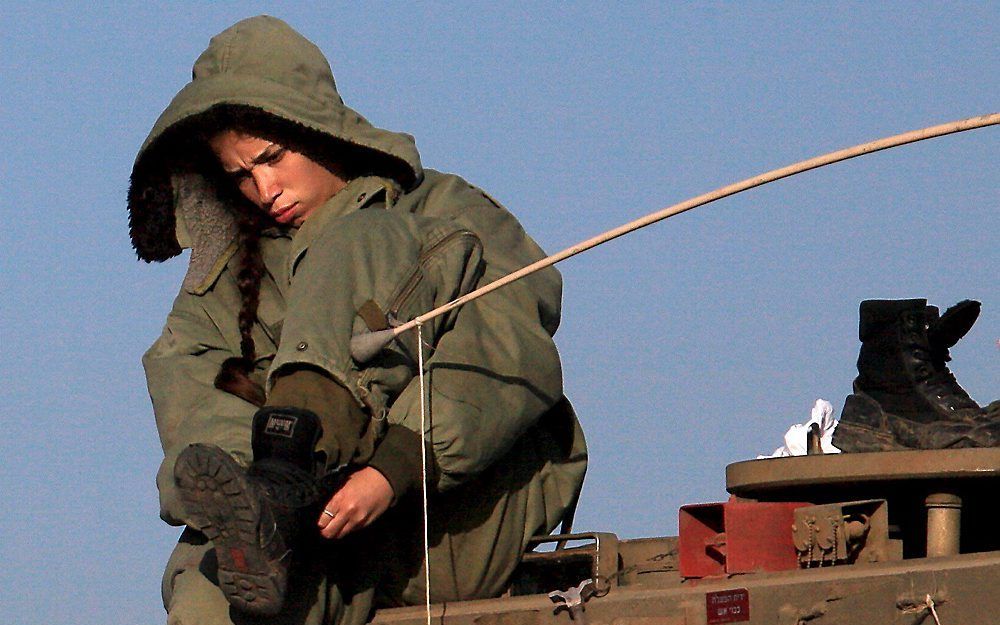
left=210, top=130, right=348, bottom=226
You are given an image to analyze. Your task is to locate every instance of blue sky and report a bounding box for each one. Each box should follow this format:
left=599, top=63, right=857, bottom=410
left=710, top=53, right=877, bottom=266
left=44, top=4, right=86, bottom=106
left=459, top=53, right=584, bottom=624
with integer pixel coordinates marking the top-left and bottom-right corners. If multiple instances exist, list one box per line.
left=1, top=3, right=996, bottom=623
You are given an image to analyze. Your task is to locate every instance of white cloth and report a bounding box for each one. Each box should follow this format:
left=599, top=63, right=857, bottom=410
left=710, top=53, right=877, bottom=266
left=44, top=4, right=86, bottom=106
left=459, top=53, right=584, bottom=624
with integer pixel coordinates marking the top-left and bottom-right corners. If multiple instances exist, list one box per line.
left=757, top=399, right=842, bottom=458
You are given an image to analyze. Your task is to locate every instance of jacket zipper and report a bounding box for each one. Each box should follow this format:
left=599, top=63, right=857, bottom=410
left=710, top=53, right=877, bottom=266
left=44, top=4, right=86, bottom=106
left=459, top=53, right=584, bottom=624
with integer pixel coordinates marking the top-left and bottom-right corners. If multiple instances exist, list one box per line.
left=356, top=228, right=482, bottom=392
left=388, top=229, right=481, bottom=319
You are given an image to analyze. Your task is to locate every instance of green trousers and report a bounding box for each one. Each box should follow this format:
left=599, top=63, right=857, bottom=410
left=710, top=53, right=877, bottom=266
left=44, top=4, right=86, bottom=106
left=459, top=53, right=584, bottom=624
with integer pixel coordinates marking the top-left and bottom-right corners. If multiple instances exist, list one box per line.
left=162, top=412, right=584, bottom=624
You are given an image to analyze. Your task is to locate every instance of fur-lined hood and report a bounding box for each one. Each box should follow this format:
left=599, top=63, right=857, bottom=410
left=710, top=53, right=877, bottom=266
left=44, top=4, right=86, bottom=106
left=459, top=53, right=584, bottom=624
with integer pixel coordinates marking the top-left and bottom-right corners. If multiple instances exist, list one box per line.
left=128, top=15, right=423, bottom=293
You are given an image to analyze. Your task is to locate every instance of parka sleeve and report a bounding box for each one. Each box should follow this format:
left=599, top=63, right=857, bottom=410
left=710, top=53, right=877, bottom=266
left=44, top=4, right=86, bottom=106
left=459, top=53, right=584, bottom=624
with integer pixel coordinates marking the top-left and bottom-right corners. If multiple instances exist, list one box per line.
left=382, top=192, right=565, bottom=492
left=143, top=290, right=258, bottom=526
left=384, top=276, right=562, bottom=492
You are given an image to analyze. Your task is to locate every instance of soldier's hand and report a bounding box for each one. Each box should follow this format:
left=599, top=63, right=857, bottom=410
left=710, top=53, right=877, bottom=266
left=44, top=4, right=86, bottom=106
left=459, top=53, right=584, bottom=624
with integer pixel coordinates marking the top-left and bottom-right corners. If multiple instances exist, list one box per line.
left=317, top=466, right=394, bottom=539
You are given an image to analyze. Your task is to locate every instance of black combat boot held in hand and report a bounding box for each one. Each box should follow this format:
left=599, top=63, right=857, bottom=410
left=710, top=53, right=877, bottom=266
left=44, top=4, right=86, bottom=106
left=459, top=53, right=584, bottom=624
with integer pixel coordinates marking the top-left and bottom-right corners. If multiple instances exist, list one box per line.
left=174, top=407, right=328, bottom=616
left=174, top=369, right=373, bottom=615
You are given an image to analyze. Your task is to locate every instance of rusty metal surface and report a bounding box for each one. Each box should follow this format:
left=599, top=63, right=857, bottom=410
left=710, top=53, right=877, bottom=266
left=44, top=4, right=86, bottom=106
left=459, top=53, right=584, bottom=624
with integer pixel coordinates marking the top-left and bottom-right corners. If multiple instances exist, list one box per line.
left=616, top=537, right=680, bottom=587
left=792, top=499, right=894, bottom=566
left=510, top=533, right=621, bottom=597
left=924, top=492, right=963, bottom=557
left=370, top=449, right=1000, bottom=625
left=372, top=551, right=1000, bottom=625
left=726, top=448, right=1000, bottom=496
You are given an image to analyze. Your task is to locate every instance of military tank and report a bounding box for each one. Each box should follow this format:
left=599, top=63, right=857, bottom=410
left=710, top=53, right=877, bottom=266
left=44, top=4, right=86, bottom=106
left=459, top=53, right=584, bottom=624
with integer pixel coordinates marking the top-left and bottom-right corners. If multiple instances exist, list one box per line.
left=367, top=117, right=999, bottom=624
left=372, top=445, right=999, bottom=625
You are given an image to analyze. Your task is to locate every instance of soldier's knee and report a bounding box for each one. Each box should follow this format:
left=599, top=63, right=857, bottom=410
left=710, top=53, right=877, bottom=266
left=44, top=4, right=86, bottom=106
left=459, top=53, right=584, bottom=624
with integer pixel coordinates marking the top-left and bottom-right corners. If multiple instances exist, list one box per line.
left=163, top=531, right=237, bottom=624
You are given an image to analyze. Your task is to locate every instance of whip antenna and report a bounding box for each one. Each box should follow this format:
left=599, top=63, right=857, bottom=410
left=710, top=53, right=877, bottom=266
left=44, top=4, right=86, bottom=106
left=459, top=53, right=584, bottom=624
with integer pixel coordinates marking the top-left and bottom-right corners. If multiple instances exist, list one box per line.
left=352, top=113, right=998, bottom=363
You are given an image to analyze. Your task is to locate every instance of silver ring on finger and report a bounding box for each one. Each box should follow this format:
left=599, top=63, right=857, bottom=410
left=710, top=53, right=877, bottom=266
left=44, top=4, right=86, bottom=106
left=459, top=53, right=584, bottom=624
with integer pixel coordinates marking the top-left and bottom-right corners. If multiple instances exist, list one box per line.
left=322, top=509, right=335, bottom=519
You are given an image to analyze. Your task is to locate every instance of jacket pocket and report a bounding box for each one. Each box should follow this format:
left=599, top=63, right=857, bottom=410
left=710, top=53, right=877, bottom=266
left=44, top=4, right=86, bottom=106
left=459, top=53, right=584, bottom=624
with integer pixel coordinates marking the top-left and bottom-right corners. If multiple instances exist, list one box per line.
left=356, top=227, right=484, bottom=402
left=388, top=228, right=483, bottom=321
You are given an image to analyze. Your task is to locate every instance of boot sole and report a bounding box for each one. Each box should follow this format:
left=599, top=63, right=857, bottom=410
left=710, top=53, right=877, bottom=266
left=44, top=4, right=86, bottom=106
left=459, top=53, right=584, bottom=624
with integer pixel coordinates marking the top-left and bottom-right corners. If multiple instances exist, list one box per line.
left=174, top=444, right=289, bottom=615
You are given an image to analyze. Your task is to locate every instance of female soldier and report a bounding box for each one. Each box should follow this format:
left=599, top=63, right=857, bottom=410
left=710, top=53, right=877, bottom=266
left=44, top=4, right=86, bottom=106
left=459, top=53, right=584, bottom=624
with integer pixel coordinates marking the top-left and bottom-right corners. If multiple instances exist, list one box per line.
left=128, top=15, right=586, bottom=625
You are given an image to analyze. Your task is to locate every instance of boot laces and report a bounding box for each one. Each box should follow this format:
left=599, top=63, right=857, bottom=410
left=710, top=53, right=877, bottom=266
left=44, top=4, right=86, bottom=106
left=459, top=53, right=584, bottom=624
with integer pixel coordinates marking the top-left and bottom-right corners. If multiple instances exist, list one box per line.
left=923, top=368, right=979, bottom=411
left=904, top=341, right=978, bottom=412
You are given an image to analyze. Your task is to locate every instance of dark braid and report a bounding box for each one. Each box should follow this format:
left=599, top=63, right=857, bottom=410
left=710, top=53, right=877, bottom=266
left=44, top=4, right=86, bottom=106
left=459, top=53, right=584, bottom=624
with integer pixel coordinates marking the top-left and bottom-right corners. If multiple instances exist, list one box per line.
left=184, top=103, right=380, bottom=405
left=213, top=197, right=268, bottom=406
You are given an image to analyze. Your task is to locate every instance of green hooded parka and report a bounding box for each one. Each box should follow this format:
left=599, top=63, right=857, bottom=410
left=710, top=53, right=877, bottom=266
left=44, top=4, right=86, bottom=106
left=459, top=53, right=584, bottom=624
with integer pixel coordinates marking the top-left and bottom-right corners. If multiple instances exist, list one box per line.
left=129, top=15, right=586, bottom=625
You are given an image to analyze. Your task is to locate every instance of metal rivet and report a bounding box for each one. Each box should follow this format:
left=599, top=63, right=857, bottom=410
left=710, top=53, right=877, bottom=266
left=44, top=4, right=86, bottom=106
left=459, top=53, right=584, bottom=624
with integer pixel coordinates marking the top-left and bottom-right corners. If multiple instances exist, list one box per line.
left=296, top=341, right=308, bottom=351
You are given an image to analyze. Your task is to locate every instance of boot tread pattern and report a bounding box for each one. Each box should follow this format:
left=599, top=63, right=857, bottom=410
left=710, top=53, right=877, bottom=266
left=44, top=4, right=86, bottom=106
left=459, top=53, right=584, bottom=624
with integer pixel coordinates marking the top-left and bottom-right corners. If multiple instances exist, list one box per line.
left=174, top=444, right=288, bottom=616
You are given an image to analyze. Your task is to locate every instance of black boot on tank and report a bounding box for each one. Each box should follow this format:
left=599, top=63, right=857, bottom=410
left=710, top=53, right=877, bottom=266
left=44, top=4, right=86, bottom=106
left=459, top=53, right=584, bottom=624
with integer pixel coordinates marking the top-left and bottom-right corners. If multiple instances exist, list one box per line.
left=834, top=299, right=992, bottom=452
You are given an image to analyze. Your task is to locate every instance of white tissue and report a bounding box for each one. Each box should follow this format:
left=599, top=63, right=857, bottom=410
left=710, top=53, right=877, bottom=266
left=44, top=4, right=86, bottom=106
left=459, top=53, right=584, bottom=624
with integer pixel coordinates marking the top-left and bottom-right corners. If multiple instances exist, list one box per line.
left=757, top=399, right=842, bottom=458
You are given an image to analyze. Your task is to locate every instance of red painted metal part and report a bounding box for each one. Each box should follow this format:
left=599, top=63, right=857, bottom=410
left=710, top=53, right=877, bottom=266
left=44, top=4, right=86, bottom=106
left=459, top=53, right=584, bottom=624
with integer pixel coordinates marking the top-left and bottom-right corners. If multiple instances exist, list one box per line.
left=679, top=497, right=810, bottom=578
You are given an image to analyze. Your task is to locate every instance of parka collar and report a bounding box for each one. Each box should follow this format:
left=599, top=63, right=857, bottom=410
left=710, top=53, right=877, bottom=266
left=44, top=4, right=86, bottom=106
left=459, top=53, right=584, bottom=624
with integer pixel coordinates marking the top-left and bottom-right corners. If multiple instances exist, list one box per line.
left=127, top=15, right=423, bottom=293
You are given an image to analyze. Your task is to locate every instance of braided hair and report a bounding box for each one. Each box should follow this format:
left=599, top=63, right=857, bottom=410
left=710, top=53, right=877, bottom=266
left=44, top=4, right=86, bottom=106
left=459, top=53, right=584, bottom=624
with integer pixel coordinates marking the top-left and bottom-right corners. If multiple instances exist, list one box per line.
left=213, top=207, right=268, bottom=406
left=185, top=107, right=277, bottom=407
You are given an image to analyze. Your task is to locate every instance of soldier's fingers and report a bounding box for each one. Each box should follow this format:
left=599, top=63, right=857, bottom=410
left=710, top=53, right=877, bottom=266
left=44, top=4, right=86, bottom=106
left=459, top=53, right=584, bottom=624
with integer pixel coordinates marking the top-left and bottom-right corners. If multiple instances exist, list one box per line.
left=330, top=516, right=362, bottom=540
left=317, top=507, right=336, bottom=529
left=320, top=511, right=350, bottom=539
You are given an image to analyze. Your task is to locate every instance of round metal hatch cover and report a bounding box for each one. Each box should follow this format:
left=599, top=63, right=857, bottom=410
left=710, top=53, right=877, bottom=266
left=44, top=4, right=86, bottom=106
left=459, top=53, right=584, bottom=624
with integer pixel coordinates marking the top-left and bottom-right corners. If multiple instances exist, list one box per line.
left=727, top=447, right=1000, bottom=497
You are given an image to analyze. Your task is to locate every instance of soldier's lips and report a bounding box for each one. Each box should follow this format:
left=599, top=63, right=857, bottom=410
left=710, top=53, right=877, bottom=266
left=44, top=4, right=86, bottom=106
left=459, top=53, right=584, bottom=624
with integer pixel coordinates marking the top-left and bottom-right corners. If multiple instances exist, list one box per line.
left=271, top=203, right=298, bottom=224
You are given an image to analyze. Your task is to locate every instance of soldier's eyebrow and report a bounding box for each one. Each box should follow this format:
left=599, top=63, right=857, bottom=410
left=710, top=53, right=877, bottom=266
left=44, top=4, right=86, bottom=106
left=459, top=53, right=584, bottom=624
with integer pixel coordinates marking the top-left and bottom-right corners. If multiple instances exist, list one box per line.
left=223, top=143, right=285, bottom=175
left=251, top=143, right=285, bottom=165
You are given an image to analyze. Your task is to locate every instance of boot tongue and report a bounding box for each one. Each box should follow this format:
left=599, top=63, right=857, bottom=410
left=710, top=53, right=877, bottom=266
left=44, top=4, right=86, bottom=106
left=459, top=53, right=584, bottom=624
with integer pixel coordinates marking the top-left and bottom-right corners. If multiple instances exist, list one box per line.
left=928, top=300, right=981, bottom=352
left=923, top=299, right=982, bottom=413
left=251, top=406, right=322, bottom=473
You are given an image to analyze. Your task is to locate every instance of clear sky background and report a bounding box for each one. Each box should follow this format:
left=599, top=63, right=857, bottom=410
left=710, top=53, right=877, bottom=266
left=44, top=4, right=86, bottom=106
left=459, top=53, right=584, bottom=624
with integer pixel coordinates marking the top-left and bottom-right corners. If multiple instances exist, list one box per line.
left=1, top=2, right=996, bottom=623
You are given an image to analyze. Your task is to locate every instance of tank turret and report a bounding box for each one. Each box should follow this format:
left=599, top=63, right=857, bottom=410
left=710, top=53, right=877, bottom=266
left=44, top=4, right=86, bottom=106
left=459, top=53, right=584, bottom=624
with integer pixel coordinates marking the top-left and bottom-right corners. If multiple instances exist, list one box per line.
left=374, top=448, right=1000, bottom=625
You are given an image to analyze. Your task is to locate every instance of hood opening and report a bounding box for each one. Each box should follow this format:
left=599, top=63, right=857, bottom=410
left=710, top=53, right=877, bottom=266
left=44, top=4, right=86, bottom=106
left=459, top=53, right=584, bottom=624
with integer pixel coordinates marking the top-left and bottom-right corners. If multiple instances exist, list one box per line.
left=128, top=104, right=420, bottom=262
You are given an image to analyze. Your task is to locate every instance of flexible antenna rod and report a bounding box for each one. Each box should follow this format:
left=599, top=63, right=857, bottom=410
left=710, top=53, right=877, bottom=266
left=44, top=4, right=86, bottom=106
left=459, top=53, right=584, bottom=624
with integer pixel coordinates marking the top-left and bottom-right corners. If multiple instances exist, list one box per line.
left=351, top=112, right=999, bottom=362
